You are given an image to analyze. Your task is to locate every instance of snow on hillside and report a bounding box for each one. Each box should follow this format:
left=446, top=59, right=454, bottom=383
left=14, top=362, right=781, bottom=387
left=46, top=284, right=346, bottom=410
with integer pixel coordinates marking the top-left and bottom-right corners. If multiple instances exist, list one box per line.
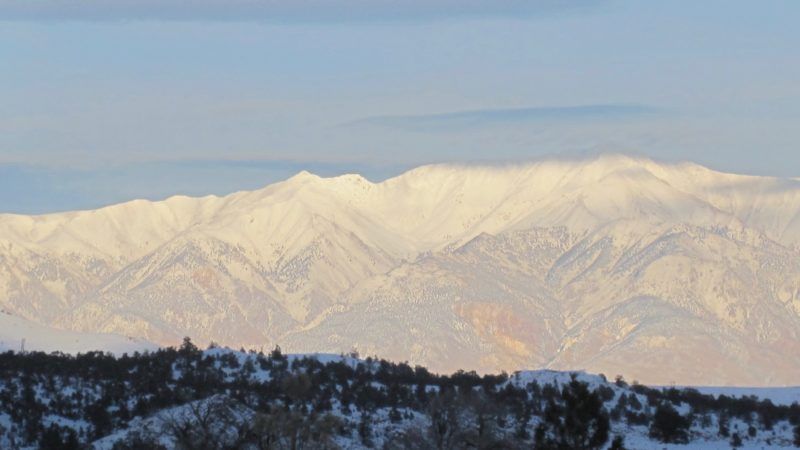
left=2, top=346, right=799, bottom=449
left=1, top=154, right=800, bottom=385
left=0, top=311, right=156, bottom=355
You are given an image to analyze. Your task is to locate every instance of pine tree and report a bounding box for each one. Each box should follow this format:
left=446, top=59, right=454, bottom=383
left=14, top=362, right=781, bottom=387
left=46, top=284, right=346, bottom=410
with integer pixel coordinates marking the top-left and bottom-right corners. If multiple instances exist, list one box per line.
left=730, top=432, right=743, bottom=448
left=534, top=377, right=610, bottom=450
left=793, top=423, right=800, bottom=447
left=358, top=412, right=374, bottom=448
left=649, top=403, right=690, bottom=444
left=39, top=425, right=64, bottom=450
left=609, top=435, right=626, bottom=450
left=718, top=414, right=730, bottom=437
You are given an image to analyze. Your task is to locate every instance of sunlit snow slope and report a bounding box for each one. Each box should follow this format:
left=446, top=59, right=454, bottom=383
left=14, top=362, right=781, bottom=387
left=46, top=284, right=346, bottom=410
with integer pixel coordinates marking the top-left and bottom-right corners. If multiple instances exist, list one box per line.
left=1, top=154, right=800, bottom=385
left=0, top=311, right=156, bottom=354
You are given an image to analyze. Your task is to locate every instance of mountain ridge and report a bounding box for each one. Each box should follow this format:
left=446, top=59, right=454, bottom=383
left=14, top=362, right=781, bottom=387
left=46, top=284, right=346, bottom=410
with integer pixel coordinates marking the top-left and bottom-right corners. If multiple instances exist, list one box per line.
left=2, top=154, right=800, bottom=385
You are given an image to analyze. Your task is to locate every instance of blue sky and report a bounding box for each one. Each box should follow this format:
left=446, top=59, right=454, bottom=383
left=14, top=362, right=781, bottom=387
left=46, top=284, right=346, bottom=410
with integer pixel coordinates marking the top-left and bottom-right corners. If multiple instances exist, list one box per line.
left=1, top=0, right=799, bottom=213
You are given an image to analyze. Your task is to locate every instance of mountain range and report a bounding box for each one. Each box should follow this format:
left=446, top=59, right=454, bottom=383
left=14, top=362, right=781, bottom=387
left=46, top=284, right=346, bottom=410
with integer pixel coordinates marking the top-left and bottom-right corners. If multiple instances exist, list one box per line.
left=2, top=154, right=800, bottom=385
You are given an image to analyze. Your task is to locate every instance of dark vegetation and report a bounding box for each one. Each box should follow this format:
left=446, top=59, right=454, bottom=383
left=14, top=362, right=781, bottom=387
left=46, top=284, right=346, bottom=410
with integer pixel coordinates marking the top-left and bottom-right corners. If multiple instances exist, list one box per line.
left=0, top=338, right=798, bottom=449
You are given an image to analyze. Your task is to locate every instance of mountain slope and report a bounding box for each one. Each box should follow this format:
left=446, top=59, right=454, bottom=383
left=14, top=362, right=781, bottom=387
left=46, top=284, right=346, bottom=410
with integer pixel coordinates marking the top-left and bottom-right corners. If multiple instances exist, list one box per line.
left=1, top=154, right=800, bottom=385
left=0, top=310, right=155, bottom=354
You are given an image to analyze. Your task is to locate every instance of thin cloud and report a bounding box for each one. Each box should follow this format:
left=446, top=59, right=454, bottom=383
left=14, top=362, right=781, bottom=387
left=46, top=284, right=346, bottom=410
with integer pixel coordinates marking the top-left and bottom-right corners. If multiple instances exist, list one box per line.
left=346, top=104, right=665, bottom=132
left=0, top=0, right=605, bottom=22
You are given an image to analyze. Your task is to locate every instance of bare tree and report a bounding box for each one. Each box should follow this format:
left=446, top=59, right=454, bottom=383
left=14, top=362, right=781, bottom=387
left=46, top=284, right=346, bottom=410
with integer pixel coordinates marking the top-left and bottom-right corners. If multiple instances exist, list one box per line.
left=242, top=408, right=342, bottom=450
left=160, top=395, right=244, bottom=450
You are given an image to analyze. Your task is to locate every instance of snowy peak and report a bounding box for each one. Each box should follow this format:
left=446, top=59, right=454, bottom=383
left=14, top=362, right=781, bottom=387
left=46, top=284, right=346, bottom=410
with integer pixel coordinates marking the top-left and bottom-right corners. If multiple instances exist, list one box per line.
left=4, top=154, right=799, bottom=253
left=2, top=154, right=800, bottom=385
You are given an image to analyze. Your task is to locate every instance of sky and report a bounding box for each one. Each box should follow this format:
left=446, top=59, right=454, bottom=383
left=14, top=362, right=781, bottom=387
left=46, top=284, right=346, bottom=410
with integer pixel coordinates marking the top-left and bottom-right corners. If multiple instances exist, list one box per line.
left=1, top=0, right=799, bottom=213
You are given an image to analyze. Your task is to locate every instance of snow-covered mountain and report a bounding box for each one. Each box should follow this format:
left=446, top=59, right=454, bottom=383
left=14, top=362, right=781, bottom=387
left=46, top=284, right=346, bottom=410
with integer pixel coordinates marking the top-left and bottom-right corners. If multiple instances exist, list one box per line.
left=2, top=154, right=800, bottom=385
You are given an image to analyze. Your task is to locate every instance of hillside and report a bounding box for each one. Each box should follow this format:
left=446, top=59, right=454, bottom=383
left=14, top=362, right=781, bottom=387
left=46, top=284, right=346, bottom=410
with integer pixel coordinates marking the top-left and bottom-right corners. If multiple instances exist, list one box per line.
left=2, top=154, right=800, bottom=384
left=0, top=311, right=155, bottom=355
left=1, top=345, right=799, bottom=449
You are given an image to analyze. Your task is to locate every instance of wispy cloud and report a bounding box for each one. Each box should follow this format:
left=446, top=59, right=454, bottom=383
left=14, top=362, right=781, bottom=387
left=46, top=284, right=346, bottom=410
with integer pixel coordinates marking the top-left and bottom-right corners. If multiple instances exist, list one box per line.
left=0, top=0, right=604, bottom=22
left=346, top=104, right=664, bottom=132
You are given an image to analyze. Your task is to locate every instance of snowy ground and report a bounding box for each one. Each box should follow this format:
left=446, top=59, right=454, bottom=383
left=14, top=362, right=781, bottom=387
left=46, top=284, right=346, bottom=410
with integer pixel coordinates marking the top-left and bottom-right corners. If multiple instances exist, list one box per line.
left=2, top=347, right=798, bottom=449
left=0, top=311, right=157, bottom=355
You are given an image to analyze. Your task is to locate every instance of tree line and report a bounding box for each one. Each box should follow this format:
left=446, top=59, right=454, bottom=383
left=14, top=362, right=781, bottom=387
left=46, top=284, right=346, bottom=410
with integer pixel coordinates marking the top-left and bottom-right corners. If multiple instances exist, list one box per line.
left=0, top=338, right=798, bottom=449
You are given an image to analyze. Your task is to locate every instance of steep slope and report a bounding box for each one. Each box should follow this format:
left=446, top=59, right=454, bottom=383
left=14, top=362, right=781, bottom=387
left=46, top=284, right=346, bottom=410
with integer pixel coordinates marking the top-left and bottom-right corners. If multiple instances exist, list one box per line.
left=285, top=222, right=800, bottom=385
left=2, top=154, right=800, bottom=385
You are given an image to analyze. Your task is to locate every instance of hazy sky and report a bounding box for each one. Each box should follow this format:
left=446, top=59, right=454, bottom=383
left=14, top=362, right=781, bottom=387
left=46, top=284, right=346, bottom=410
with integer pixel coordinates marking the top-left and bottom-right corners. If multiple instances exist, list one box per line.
left=1, top=0, right=799, bottom=213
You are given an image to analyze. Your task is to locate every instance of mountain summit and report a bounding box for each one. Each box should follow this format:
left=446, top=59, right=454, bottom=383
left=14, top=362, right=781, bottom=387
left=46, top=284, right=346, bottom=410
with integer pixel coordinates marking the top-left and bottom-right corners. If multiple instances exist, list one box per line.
left=2, top=154, right=800, bottom=385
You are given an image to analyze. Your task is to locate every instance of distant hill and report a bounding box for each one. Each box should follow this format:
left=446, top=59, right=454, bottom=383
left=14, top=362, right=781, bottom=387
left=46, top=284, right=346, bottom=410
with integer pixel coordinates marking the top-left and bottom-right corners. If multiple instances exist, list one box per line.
left=0, top=311, right=155, bottom=355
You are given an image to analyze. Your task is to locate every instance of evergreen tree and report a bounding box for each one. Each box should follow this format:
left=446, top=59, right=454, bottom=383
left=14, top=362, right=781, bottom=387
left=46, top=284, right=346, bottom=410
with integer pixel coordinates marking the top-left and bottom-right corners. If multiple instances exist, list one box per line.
left=730, top=432, right=743, bottom=448
left=719, top=414, right=730, bottom=437
left=39, top=424, right=64, bottom=450
left=358, top=412, right=374, bottom=448
left=609, top=435, right=626, bottom=450
left=793, top=423, right=800, bottom=447
left=534, top=377, right=610, bottom=450
left=649, top=403, right=690, bottom=444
